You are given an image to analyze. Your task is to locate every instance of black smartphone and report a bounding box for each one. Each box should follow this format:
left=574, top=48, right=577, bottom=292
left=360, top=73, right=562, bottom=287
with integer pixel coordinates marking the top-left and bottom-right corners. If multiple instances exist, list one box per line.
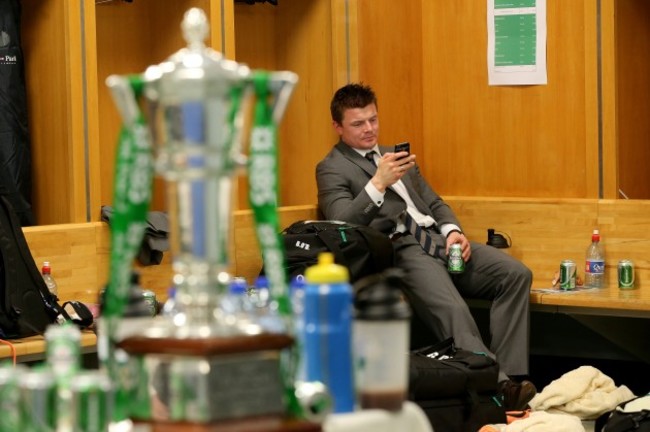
left=394, top=142, right=410, bottom=159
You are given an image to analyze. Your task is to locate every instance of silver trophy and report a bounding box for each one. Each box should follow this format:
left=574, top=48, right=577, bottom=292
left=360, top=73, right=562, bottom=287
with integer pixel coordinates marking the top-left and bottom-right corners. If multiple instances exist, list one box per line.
left=105, top=7, right=303, bottom=427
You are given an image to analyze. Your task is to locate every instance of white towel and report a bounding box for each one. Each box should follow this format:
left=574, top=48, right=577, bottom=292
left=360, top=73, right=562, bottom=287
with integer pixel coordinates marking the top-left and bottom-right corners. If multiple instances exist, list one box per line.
left=506, top=411, right=585, bottom=432
left=529, top=365, right=635, bottom=419
left=479, top=412, right=585, bottom=432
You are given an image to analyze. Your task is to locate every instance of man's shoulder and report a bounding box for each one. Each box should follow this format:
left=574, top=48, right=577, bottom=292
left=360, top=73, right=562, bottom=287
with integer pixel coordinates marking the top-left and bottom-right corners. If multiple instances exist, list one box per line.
left=317, top=144, right=345, bottom=165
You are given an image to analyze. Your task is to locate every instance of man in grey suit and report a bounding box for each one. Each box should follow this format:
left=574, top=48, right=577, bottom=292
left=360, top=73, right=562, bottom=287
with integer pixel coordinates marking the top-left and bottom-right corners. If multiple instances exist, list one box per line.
left=316, top=83, right=536, bottom=410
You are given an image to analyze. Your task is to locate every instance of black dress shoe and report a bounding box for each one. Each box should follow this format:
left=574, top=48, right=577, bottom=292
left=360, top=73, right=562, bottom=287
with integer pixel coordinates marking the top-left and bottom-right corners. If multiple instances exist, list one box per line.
left=499, top=379, right=537, bottom=411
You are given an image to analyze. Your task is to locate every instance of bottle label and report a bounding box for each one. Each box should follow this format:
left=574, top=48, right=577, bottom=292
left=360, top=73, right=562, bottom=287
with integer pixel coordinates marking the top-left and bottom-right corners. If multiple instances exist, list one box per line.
left=585, top=260, right=605, bottom=275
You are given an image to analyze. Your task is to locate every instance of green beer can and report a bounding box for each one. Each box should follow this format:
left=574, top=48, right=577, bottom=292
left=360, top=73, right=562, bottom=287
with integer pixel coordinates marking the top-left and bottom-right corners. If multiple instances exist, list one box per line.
left=71, top=370, right=113, bottom=432
left=46, top=322, right=81, bottom=380
left=560, top=260, right=577, bottom=290
left=19, top=367, right=58, bottom=431
left=0, top=363, right=25, bottom=430
left=618, top=260, right=635, bottom=289
left=448, top=243, right=465, bottom=274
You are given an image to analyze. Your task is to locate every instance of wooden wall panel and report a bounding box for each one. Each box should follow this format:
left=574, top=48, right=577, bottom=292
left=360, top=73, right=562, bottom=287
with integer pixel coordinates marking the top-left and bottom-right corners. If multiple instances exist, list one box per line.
left=355, top=1, right=424, bottom=156
left=614, top=0, right=650, bottom=199
left=24, top=222, right=173, bottom=305
left=345, top=1, right=600, bottom=199
left=22, top=0, right=76, bottom=224
left=94, top=0, right=212, bottom=216
left=234, top=0, right=337, bottom=209
left=419, top=1, right=593, bottom=198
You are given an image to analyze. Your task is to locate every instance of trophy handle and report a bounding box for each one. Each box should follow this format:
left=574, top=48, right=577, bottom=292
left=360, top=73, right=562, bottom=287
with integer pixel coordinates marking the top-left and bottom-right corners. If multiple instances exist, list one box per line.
left=268, top=71, right=299, bottom=124
left=231, top=72, right=298, bottom=171
left=105, top=75, right=142, bottom=127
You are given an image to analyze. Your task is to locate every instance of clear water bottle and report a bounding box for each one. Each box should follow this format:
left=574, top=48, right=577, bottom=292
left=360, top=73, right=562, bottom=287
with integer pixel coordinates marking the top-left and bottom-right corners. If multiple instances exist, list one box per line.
left=304, top=252, right=354, bottom=413
left=252, top=275, right=285, bottom=333
left=220, top=277, right=253, bottom=322
left=585, top=229, right=605, bottom=288
left=161, top=287, right=178, bottom=316
left=41, top=261, right=58, bottom=296
left=252, top=275, right=270, bottom=308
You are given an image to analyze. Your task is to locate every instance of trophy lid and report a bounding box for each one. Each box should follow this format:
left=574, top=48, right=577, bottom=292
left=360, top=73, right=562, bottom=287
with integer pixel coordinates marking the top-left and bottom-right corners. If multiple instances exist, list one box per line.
left=143, top=8, right=250, bottom=102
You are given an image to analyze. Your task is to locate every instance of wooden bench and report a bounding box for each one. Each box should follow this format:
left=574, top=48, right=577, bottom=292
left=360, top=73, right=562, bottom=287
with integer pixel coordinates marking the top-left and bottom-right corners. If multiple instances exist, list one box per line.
left=3, top=198, right=650, bottom=362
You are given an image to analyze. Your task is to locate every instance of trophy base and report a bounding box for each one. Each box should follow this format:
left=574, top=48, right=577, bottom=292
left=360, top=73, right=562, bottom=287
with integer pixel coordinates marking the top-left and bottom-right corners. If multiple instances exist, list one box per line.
left=118, top=333, right=295, bottom=423
left=119, top=333, right=293, bottom=357
left=132, top=415, right=321, bottom=432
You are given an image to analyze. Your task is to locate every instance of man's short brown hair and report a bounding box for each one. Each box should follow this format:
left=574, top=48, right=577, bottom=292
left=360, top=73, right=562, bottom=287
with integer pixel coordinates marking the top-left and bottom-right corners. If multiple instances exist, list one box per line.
left=330, top=83, right=378, bottom=124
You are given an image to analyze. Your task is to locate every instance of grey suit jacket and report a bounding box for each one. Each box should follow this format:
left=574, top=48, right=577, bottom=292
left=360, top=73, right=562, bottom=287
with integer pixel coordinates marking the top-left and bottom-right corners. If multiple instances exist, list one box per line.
left=316, top=141, right=461, bottom=235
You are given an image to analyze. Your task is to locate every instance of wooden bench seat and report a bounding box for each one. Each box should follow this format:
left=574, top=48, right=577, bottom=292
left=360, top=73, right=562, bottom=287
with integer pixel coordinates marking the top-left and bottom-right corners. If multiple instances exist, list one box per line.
left=3, top=198, right=650, bottom=362
left=0, top=331, right=98, bottom=363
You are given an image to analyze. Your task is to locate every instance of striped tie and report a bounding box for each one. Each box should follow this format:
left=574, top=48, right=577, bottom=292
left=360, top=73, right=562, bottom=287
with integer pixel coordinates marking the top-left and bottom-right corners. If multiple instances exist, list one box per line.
left=404, top=212, right=447, bottom=261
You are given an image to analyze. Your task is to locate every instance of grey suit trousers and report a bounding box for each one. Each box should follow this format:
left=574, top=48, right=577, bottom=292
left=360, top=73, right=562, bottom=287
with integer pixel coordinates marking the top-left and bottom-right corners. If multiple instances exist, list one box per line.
left=394, top=232, right=532, bottom=378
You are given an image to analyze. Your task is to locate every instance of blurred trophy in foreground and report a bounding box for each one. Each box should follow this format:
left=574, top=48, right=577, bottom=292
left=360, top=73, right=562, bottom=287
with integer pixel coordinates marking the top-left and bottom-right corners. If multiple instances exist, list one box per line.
left=102, top=7, right=316, bottom=431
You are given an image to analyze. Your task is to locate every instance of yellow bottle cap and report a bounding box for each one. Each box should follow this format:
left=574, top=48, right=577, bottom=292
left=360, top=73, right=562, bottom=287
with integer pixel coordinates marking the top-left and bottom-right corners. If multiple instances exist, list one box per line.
left=305, top=252, right=349, bottom=284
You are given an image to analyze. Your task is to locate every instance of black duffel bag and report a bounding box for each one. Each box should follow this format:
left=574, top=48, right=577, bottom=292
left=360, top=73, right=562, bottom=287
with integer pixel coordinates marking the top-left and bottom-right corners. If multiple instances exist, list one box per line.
left=409, top=337, right=506, bottom=432
left=596, top=394, right=650, bottom=432
left=265, top=220, right=394, bottom=283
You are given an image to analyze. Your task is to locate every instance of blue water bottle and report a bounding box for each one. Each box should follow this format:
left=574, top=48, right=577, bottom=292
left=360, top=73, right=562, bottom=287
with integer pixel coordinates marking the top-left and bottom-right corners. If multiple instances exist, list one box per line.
left=304, top=252, right=354, bottom=413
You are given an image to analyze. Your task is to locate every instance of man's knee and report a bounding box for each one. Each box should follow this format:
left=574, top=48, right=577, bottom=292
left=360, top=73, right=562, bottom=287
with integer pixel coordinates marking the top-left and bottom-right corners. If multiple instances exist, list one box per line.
left=516, top=264, right=533, bottom=285
left=505, top=260, right=533, bottom=287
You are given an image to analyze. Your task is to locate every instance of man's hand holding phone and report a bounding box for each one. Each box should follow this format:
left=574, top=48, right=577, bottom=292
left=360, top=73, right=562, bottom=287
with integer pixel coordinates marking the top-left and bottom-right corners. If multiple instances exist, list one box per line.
left=394, top=142, right=411, bottom=160
left=394, top=142, right=415, bottom=171
left=372, top=142, right=415, bottom=192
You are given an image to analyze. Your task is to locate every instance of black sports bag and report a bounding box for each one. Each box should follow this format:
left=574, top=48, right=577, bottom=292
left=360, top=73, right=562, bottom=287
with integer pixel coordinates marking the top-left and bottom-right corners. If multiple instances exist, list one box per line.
left=409, top=337, right=506, bottom=432
left=596, top=394, right=650, bottom=432
left=265, top=220, right=395, bottom=283
left=0, top=196, right=60, bottom=338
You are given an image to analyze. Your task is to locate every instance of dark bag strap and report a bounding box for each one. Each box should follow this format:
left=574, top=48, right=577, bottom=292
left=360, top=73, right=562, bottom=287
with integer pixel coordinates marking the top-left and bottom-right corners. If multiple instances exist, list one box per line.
left=62, top=301, right=94, bottom=329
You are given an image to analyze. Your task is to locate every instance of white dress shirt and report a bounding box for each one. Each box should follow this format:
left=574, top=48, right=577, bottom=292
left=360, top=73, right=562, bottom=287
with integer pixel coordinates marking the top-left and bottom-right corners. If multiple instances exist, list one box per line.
left=356, top=146, right=460, bottom=236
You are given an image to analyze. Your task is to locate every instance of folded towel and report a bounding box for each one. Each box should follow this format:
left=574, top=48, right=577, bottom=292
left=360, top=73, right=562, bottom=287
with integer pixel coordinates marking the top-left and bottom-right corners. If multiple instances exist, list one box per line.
left=478, top=411, right=584, bottom=432
left=529, top=366, right=635, bottom=419
left=506, top=411, right=585, bottom=431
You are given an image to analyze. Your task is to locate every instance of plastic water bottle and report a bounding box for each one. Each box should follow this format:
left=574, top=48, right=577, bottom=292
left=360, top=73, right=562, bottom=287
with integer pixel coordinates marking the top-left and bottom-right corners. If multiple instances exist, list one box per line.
left=585, top=229, right=605, bottom=288
left=221, top=277, right=253, bottom=322
left=161, top=287, right=178, bottom=316
left=252, top=275, right=270, bottom=308
left=304, top=252, right=354, bottom=413
left=251, top=275, right=285, bottom=333
left=41, top=261, right=58, bottom=296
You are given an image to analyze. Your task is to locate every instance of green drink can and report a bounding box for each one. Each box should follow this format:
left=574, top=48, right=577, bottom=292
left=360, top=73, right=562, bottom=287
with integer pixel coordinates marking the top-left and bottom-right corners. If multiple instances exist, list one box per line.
left=618, top=260, right=635, bottom=289
left=46, top=323, right=81, bottom=380
left=0, top=363, right=25, bottom=430
left=71, top=370, right=113, bottom=432
left=19, top=367, right=58, bottom=431
left=448, top=243, right=465, bottom=274
left=142, top=289, right=158, bottom=316
left=560, top=260, right=577, bottom=290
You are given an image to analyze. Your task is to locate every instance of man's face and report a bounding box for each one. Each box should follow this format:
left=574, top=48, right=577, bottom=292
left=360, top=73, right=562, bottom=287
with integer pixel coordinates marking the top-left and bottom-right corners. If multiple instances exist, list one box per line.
left=333, top=104, right=379, bottom=150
